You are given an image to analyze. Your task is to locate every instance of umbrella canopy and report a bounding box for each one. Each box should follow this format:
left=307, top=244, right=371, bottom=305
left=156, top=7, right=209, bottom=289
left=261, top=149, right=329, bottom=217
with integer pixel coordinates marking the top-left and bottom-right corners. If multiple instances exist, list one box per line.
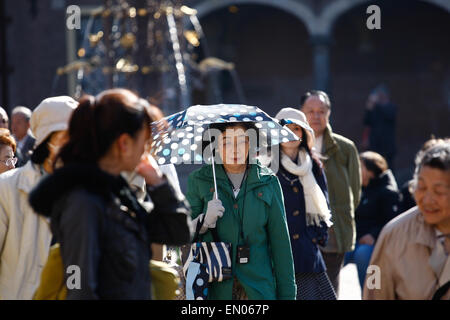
left=150, top=104, right=299, bottom=166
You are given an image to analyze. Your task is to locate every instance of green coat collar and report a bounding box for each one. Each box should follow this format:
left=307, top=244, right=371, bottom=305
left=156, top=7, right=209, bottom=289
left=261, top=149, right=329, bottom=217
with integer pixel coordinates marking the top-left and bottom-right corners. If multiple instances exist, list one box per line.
left=322, top=124, right=340, bottom=158
left=195, top=160, right=274, bottom=199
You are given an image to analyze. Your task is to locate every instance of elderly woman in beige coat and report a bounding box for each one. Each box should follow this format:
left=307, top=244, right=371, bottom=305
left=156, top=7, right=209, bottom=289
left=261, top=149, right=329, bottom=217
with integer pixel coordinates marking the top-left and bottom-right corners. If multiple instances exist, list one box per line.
left=0, top=97, right=77, bottom=300
left=364, top=140, right=450, bottom=300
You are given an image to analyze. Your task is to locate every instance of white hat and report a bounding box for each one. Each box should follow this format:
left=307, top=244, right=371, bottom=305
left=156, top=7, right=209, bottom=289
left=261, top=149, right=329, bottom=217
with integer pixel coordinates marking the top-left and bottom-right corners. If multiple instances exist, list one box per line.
left=275, top=107, right=315, bottom=149
left=31, top=96, right=78, bottom=146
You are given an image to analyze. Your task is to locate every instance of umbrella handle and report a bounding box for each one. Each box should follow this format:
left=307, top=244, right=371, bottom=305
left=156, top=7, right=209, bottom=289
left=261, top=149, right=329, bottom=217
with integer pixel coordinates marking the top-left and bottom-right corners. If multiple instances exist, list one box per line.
left=208, top=129, right=219, bottom=200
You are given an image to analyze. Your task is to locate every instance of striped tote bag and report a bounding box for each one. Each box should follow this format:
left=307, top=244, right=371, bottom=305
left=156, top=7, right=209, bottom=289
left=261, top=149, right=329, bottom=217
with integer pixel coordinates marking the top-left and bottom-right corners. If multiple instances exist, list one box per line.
left=183, top=216, right=232, bottom=283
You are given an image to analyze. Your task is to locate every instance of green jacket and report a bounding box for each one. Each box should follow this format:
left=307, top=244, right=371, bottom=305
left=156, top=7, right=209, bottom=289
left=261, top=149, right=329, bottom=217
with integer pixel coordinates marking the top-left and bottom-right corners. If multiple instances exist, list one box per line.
left=322, top=124, right=362, bottom=253
left=186, top=162, right=296, bottom=300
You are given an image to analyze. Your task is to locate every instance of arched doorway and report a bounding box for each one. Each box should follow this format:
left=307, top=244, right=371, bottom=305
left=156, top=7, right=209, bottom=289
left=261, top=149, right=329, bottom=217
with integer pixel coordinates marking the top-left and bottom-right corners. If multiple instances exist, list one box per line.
left=193, top=4, right=312, bottom=117
left=330, top=0, right=450, bottom=181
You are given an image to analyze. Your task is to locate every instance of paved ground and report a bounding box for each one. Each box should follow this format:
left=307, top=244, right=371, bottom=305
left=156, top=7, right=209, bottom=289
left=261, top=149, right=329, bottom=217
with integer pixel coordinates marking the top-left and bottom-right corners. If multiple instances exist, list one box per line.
left=338, top=263, right=362, bottom=300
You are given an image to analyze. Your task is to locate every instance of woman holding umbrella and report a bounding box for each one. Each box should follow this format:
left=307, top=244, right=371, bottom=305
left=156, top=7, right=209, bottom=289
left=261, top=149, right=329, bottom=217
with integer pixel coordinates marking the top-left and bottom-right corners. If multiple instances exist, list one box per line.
left=275, top=108, right=336, bottom=300
left=185, top=120, right=296, bottom=300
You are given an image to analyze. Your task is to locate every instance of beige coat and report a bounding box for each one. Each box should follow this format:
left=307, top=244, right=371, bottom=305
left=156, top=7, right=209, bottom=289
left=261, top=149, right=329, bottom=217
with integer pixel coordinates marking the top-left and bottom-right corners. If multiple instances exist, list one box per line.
left=0, top=162, right=52, bottom=300
left=364, top=206, right=450, bottom=300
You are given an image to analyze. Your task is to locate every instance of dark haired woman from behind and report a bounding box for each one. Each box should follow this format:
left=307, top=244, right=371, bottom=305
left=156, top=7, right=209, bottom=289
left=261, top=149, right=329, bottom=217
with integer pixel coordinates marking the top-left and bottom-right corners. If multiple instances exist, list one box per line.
left=275, top=108, right=336, bottom=300
left=29, top=88, right=191, bottom=300
left=345, top=151, right=400, bottom=291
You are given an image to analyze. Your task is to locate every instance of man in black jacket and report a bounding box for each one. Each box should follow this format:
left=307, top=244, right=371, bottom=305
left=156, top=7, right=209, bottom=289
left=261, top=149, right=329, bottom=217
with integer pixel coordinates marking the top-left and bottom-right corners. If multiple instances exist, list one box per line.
left=11, top=106, right=36, bottom=166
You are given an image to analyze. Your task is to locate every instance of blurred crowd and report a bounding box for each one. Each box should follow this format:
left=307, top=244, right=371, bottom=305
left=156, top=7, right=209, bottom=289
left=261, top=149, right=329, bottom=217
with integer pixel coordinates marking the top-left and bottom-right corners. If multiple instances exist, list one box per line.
left=0, top=87, right=448, bottom=300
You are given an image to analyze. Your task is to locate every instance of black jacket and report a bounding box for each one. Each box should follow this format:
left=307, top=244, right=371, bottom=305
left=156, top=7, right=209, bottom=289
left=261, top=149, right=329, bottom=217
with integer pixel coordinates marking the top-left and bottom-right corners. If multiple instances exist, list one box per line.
left=277, top=159, right=329, bottom=274
left=355, top=169, right=400, bottom=242
left=399, top=180, right=416, bottom=214
left=29, top=163, right=191, bottom=300
left=15, top=134, right=36, bottom=167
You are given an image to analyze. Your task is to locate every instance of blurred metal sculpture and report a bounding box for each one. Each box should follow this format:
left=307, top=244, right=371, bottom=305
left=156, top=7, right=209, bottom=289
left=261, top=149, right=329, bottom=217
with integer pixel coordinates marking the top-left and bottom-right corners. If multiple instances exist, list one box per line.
left=53, top=0, right=245, bottom=113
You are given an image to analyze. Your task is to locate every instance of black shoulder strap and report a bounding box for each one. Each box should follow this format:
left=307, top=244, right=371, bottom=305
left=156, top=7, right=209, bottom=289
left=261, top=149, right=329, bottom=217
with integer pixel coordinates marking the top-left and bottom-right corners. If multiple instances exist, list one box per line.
left=432, top=281, right=450, bottom=300
left=210, top=227, right=221, bottom=243
left=192, top=214, right=205, bottom=243
left=192, top=214, right=221, bottom=243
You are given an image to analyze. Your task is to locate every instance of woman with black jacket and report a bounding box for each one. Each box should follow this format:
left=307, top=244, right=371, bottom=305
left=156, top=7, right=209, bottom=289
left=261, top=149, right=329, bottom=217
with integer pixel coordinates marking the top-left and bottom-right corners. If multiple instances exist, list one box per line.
left=29, top=89, right=191, bottom=299
left=345, top=151, right=400, bottom=291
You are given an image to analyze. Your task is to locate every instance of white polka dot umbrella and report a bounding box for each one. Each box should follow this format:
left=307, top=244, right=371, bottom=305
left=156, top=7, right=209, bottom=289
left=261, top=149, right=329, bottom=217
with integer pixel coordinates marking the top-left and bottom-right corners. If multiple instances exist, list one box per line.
left=150, top=104, right=299, bottom=199
left=150, top=104, right=298, bottom=165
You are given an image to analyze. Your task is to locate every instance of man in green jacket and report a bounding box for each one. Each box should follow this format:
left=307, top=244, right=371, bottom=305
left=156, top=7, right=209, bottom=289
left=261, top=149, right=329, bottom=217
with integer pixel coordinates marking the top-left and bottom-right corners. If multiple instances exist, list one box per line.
left=300, top=90, right=361, bottom=297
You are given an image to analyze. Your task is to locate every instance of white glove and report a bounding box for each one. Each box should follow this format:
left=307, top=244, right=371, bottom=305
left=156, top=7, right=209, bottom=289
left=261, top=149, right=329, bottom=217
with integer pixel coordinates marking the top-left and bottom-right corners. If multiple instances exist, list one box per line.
left=191, top=194, right=224, bottom=235
left=204, top=195, right=225, bottom=229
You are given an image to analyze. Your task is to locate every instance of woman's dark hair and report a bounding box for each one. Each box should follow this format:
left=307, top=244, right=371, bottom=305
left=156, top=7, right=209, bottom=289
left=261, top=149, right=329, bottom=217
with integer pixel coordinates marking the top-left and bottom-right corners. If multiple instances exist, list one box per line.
left=58, top=88, right=154, bottom=165
left=30, top=134, right=54, bottom=165
left=298, top=127, right=310, bottom=153
left=202, top=122, right=259, bottom=154
left=208, top=122, right=257, bottom=134
left=360, top=151, right=388, bottom=178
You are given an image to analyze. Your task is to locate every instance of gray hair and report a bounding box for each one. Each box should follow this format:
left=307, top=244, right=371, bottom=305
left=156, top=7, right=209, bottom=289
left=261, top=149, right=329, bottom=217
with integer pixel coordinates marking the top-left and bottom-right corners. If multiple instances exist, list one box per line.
left=12, top=106, right=32, bottom=121
left=410, top=139, right=450, bottom=192
left=0, top=107, right=8, bottom=121
left=300, top=90, right=331, bottom=110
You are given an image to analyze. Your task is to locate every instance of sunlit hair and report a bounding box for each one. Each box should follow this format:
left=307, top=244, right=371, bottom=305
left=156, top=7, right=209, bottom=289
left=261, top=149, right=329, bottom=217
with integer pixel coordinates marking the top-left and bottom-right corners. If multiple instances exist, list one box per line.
left=202, top=122, right=258, bottom=153
left=0, top=128, right=16, bottom=153
left=410, top=138, right=450, bottom=192
left=300, top=90, right=331, bottom=110
left=360, top=151, right=388, bottom=178
left=11, top=106, right=32, bottom=121
left=58, top=88, right=154, bottom=165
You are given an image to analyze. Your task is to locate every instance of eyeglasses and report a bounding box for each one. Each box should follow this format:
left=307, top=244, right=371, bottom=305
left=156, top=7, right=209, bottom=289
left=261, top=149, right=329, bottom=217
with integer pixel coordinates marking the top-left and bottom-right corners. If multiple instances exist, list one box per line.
left=1, top=157, right=18, bottom=167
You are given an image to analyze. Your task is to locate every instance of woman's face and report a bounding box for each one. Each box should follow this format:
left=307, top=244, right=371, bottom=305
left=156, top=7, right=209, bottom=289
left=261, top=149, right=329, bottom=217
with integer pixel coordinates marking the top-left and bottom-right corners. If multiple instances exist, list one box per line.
left=47, top=130, right=69, bottom=158
left=302, top=96, right=330, bottom=137
left=217, top=125, right=249, bottom=165
left=0, top=145, right=15, bottom=174
left=281, top=124, right=302, bottom=150
left=414, top=166, right=450, bottom=228
left=46, top=130, right=69, bottom=167
left=360, top=160, right=374, bottom=187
